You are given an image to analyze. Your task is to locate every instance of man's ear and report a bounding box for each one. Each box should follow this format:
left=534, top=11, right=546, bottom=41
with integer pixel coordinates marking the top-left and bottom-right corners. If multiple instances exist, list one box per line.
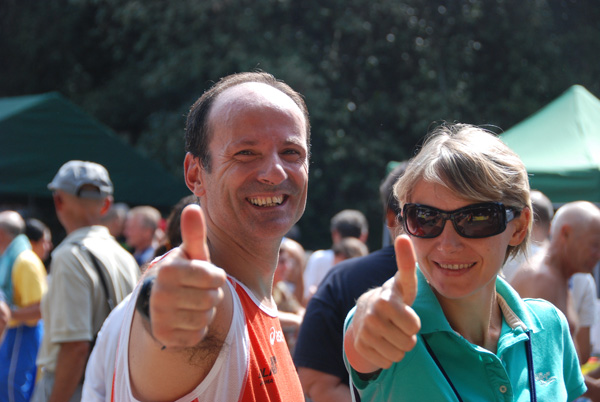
left=559, top=223, right=572, bottom=242
left=52, top=192, right=64, bottom=211
left=100, top=196, right=113, bottom=216
left=509, top=206, right=531, bottom=246
left=184, top=153, right=206, bottom=197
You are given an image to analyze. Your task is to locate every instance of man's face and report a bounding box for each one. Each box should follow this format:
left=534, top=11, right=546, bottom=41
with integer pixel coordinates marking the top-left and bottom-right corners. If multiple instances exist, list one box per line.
left=570, top=219, right=600, bottom=273
left=31, top=230, right=52, bottom=261
left=124, top=215, right=152, bottom=250
left=189, top=82, right=309, bottom=244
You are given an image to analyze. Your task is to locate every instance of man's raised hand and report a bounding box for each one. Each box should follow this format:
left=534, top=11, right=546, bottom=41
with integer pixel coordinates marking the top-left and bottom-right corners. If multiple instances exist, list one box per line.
left=344, top=234, right=421, bottom=373
left=148, top=204, right=227, bottom=348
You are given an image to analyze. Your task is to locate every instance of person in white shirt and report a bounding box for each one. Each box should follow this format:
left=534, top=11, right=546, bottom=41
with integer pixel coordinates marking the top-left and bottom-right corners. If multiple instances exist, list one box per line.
left=302, top=209, right=368, bottom=304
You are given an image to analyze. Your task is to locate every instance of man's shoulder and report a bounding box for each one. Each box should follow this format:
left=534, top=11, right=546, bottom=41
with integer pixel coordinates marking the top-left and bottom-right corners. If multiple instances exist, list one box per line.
left=313, top=246, right=397, bottom=303
left=81, top=227, right=136, bottom=261
left=14, top=249, right=44, bottom=269
left=12, top=250, right=45, bottom=286
left=325, top=246, right=396, bottom=282
left=510, top=257, right=553, bottom=284
left=306, top=249, right=334, bottom=265
left=510, top=262, right=565, bottom=303
left=51, top=239, right=81, bottom=263
left=53, top=229, right=137, bottom=275
left=526, top=264, right=560, bottom=285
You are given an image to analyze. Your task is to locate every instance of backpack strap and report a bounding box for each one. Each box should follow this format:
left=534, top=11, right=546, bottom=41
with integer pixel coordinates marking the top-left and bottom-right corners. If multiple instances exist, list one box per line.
left=78, top=243, right=115, bottom=311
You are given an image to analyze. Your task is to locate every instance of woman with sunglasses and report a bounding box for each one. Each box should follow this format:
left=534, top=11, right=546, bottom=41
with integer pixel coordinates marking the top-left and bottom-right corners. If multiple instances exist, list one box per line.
left=343, top=123, right=586, bottom=401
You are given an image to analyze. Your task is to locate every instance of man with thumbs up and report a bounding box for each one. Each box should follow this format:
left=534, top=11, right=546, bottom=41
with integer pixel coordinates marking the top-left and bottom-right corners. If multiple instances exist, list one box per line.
left=107, top=72, right=310, bottom=401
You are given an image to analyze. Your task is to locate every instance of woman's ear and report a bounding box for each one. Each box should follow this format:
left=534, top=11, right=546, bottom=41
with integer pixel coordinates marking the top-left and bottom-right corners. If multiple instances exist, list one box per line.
left=509, top=206, right=531, bottom=246
left=184, top=153, right=206, bottom=197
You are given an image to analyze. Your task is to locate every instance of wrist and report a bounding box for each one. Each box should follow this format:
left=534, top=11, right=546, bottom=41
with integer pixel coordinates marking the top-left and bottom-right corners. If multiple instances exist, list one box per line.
left=135, top=275, right=166, bottom=349
left=136, top=275, right=155, bottom=323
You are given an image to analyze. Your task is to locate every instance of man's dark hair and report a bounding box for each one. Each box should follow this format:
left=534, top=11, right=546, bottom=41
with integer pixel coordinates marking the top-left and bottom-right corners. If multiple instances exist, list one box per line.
left=330, top=209, right=368, bottom=239
left=153, top=195, right=199, bottom=258
left=379, top=161, right=409, bottom=217
left=185, top=71, right=311, bottom=171
left=530, top=190, right=554, bottom=232
left=25, top=218, right=48, bottom=242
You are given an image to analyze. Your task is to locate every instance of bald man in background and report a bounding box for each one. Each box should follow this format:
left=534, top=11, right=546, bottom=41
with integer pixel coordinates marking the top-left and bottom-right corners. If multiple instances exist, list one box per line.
left=510, top=201, right=600, bottom=401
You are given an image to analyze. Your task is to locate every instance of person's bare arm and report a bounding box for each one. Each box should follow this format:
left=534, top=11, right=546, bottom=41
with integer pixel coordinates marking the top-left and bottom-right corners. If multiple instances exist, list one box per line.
left=48, top=341, right=90, bottom=402
left=583, top=375, right=600, bottom=401
left=344, top=235, right=421, bottom=374
left=576, top=326, right=592, bottom=364
left=10, top=302, right=41, bottom=323
left=278, top=310, right=304, bottom=330
left=298, top=367, right=352, bottom=402
left=128, top=205, right=230, bottom=401
left=0, top=301, right=10, bottom=339
left=588, top=365, right=600, bottom=379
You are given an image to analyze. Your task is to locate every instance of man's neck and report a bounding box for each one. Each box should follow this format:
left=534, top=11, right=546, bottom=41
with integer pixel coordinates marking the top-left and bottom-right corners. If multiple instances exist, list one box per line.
left=208, top=235, right=280, bottom=303
left=0, top=238, right=11, bottom=255
left=544, top=246, right=571, bottom=281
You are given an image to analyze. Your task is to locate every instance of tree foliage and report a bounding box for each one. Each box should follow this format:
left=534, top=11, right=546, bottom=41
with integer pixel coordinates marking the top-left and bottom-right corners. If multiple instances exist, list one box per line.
left=1, top=0, right=599, bottom=250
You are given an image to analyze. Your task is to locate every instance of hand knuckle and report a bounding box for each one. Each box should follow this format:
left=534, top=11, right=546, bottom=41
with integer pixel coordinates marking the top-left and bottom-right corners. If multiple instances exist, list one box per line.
left=391, top=350, right=405, bottom=362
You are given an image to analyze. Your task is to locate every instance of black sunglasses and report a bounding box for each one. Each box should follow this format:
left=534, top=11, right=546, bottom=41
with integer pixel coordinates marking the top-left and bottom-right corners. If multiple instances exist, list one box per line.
left=402, top=202, right=519, bottom=239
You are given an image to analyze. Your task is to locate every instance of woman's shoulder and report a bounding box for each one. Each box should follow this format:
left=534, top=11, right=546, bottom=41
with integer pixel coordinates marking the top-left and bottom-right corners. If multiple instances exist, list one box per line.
left=520, top=297, right=569, bottom=333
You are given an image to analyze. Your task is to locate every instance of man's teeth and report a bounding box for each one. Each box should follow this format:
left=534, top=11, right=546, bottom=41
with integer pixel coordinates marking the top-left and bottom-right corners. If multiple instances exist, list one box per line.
left=439, top=263, right=473, bottom=270
left=249, top=196, right=284, bottom=207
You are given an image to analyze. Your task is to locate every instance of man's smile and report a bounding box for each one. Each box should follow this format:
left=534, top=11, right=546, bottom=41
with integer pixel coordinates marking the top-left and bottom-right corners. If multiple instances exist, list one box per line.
left=247, top=195, right=285, bottom=207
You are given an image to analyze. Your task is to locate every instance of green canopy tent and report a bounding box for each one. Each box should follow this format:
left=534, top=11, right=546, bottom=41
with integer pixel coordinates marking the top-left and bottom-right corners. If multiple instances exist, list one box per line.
left=0, top=92, right=188, bottom=208
left=501, top=85, right=600, bottom=203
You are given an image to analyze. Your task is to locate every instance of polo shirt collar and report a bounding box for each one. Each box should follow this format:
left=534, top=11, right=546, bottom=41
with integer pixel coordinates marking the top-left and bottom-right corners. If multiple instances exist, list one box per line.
left=496, top=275, right=544, bottom=333
left=413, top=267, right=454, bottom=334
left=414, top=267, right=544, bottom=335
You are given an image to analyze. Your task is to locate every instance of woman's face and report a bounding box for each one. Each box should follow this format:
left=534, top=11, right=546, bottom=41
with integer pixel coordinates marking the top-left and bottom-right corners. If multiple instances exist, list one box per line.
left=275, top=248, right=292, bottom=284
left=408, top=179, right=528, bottom=303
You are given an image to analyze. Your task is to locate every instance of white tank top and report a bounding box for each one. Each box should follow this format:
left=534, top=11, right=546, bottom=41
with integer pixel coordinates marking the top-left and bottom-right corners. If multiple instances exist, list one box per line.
left=111, top=279, right=248, bottom=401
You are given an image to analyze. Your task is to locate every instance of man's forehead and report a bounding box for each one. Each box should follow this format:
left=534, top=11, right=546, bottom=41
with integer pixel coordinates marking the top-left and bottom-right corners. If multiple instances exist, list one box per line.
left=211, top=82, right=302, bottom=117
left=205, top=81, right=308, bottom=147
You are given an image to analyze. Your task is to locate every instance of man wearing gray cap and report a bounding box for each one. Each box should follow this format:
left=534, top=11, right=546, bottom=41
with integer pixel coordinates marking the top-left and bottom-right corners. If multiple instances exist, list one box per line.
left=32, top=160, right=140, bottom=402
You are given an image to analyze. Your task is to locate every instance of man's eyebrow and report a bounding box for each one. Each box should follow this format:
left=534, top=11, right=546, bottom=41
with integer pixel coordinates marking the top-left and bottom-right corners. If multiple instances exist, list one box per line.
left=230, top=139, right=260, bottom=147
left=282, top=137, right=308, bottom=148
left=228, top=138, right=307, bottom=148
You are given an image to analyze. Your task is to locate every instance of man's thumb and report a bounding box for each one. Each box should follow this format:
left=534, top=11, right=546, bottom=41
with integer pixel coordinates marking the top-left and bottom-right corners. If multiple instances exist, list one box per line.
left=179, top=204, right=210, bottom=261
left=394, top=234, right=418, bottom=306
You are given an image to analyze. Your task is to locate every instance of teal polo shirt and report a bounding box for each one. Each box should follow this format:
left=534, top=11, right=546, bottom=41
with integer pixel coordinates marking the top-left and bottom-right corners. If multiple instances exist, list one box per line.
left=344, top=269, right=586, bottom=402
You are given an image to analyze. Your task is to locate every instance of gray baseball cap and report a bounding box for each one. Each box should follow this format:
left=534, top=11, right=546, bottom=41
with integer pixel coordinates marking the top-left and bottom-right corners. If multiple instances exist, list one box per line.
left=48, top=160, right=113, bottom=199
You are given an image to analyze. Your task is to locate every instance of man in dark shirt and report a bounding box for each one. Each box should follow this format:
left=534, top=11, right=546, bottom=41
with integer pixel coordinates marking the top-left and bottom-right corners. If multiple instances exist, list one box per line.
left=294, top=162, right=407, bottom=402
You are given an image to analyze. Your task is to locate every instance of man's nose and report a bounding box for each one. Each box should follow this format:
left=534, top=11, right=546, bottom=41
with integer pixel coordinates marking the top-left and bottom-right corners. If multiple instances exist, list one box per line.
left=258, top=154, right=287, bottom=185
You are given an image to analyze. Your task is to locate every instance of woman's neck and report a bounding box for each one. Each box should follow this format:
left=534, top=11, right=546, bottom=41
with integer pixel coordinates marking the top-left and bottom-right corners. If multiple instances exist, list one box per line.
left=435, top=287, right=503, bottom=353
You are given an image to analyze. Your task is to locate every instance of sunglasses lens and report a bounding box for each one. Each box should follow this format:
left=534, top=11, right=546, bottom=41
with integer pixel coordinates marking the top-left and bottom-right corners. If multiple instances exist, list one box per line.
left=404, top=205, right=444, bottom=238
left=455, top=205, right=504, bottom=238
left=403, top=203, right=507, bottom=239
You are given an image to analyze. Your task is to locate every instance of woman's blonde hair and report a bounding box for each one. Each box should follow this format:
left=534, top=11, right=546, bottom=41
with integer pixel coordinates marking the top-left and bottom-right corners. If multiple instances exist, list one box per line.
left=394, top=123, right=532, bottom=259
